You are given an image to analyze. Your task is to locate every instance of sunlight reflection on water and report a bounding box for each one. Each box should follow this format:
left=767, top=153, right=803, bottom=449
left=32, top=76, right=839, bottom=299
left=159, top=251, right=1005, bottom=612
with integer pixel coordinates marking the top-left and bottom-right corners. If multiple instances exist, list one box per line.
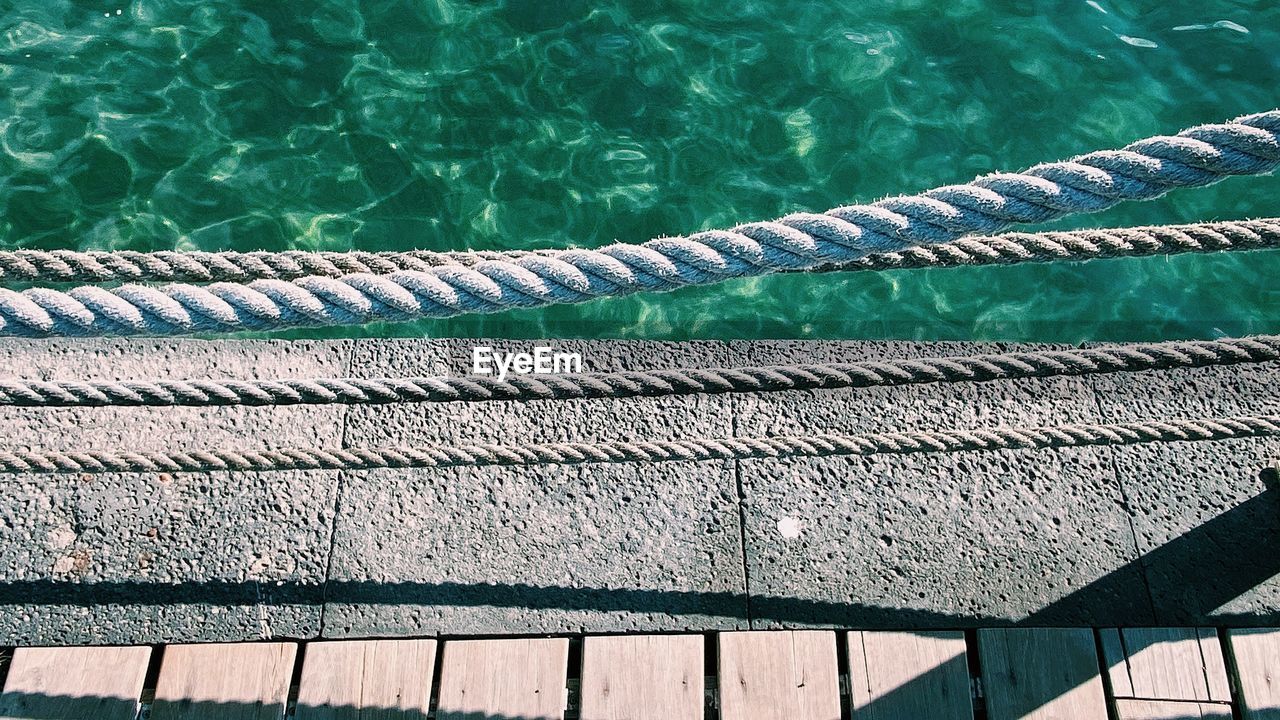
left=0, top=0, right=1277, bottom=341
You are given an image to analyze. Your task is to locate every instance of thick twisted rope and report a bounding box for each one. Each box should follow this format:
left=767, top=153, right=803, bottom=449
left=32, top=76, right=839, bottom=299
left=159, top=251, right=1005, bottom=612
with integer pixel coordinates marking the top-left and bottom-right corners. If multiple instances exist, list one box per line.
left=0, top=248, right=538, bottom=283
left=2, top=111, right=1278, bottom=337
left=3, top=335, right=1277, bottom=408
left=3, top=415, right=1276, bottom=474
left=3, top=218, right=1279, bottom=283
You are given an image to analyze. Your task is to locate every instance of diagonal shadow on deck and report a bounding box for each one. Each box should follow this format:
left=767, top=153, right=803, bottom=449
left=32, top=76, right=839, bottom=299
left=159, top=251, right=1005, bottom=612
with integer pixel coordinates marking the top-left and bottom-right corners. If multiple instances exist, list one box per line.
left=2, top=473, right=1276, bottom=625
left=1, top=473, right=1276, bottom=720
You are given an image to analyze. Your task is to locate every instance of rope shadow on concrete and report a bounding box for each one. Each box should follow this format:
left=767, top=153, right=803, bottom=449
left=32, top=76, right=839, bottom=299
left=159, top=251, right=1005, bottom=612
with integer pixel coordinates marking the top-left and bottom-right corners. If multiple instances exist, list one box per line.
left=0, top=693, right=535, bottom=720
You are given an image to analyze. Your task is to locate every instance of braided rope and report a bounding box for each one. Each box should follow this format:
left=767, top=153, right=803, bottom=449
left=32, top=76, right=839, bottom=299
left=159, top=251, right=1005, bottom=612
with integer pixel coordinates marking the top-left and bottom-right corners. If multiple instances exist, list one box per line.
left=4, top=415, right=1276, bottom=474
left=3, top=218, right=1278, bottom=283
left=821, top=216, right=1280, bottom=272
left=2, top=111, right=1277, bottom=337
left=0, top=248, right=541, bottom=283
left=3, top=335, right=1277, bottom=408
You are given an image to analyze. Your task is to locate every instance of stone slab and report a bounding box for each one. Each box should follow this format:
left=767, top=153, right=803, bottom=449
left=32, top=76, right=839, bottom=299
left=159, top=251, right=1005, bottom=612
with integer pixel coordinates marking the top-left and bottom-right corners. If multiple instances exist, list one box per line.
left=0, top=339, right=350, bottom=645
left=735, top=341, right=1154, bottom=628
left=322, top=339, right=749, bottom=637
left=1088, top=360, right=1280, bottom=625
left=3, top=338, right=1279, bottom=643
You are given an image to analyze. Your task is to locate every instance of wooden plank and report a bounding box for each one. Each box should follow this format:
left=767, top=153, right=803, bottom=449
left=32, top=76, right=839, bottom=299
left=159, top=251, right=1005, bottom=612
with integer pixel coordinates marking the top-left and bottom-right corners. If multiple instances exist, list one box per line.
left=435, top=638, right=568, bottom=720
left=1101, top=628, right=1136, bottom=696
left=150, top=642, right=297, bottom=720
left=848, top=630, right=972, bottom=720
left=977, top=628, right=1108, bottom=720
left=0, top=646, right=151, bottom=720
left=1228, top=628, right=1280, bottom=720
left=1197, top=629, right=1233, bottom=703
left=295, top=639, right=438, bottom=720
left=1114, top=699, right=1232, bottom=719
left=718, top=630, right=840, bottom=720
left=1105, top=628, right=1231, bottom=703
left=579, top=635, right=702, bottom=720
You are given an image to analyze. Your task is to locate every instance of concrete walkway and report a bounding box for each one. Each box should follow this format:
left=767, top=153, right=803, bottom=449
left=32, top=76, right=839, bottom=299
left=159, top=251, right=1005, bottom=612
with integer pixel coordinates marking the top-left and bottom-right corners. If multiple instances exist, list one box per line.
left=1, top=339, right=1277, bottom=646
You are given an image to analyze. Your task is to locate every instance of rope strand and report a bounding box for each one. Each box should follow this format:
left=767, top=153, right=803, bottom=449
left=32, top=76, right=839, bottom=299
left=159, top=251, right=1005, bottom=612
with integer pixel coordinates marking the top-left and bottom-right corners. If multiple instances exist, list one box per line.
left=3, top=334, right=1277, bottom=408
left=2, top=111, right=1277, bottom=337
left=1, top=219, right=1276, bottom=283
left=0, top=248, right=541, bottom=283
left=3, top=414, right=1275, bottom=474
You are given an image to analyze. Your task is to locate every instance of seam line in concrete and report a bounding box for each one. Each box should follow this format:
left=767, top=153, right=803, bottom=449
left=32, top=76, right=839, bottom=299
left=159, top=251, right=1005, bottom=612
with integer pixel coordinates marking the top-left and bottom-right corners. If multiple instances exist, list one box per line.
left=1083, top=365, right=1158, bottom=624
left=730, top=388, right=753, bottom=628
left=317, top=338, right=358, bottom=638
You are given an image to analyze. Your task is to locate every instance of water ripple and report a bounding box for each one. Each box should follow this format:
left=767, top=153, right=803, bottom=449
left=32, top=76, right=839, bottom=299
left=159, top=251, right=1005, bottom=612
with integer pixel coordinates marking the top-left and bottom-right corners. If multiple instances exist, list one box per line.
left=0, top=0, right=1277, bottom=341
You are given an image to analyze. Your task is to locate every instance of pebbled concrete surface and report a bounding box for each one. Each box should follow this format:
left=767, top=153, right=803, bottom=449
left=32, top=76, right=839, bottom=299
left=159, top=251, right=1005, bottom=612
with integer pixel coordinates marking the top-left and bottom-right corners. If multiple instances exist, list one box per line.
left=0, top=340, right=349, bottom=645
left=1, top=338, right=1277, bottom=644
left=325, top=339, right=748, bottom=637
left=735, top=341, right=1154, bottom=629
left=1088, top=360, right=1280, bottom=625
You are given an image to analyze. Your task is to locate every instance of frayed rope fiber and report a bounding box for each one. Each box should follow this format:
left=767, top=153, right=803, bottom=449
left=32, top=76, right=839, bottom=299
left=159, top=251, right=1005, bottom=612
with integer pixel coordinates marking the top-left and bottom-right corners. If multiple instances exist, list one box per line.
left=2, top=111, right=1278, bottom=337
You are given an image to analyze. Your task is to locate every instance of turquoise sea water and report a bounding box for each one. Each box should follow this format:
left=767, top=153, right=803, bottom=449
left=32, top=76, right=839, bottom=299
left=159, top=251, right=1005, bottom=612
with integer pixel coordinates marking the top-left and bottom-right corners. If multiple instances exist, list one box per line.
left=1, top=0, right=1278, bottom=341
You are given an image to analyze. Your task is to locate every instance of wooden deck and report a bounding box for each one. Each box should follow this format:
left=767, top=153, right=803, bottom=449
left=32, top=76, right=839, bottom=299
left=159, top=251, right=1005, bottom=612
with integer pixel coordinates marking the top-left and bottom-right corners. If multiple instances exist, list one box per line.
left=0, top=628, right=1277, bottom=719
